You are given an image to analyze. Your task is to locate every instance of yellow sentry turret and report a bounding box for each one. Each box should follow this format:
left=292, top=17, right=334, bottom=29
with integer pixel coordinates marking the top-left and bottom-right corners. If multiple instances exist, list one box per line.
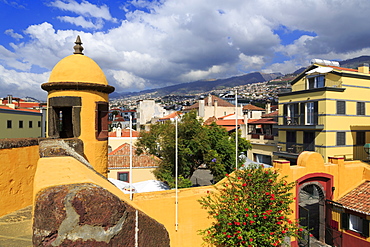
left=41, top=36, right=115, bottom=176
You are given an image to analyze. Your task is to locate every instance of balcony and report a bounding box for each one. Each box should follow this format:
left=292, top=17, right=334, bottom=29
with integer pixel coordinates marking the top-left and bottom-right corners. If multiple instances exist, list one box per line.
left=288, top=78, right=343, bottom=92
left=276, top=114, right=324, bottom=130
left=274, top=144, right=318, bottom=160
left=249, top=133, right=277, bottom=142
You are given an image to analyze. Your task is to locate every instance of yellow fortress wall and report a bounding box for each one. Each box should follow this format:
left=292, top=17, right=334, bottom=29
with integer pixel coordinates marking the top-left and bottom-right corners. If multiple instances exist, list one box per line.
left=0, top=139, right=40, bottom=217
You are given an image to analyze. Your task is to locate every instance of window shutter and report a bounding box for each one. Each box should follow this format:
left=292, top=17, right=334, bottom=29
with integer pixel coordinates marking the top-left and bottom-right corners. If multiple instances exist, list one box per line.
left=337, top=101, right=345, bottom=115
left=341, top=213, right=349, bottom=230
left=283, top=104, right=288, bottom=125
left=294, top=103, right=299, bottom=123
left=357, top=102, right=365, bottom=115
left=300, top=103, right=305, bottom=125
left=362, top=219, right=369, bottom=237
left=314, top=101, right=319, bottom=124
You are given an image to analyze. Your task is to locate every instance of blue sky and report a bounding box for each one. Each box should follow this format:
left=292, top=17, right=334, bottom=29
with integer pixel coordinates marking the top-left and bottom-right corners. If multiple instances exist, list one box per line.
left=1, top=0, right=370, bottom=99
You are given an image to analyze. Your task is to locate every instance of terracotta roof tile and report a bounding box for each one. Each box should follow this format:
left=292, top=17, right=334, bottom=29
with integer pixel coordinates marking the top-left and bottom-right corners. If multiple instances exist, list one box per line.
left=159, top=111, right=181, bottom=120
left=242, top=104, right=265, bottom=111
left=108, top=129, right=139, bottom=138
left=337, top=181, right=370, bottom=215
left=262, top=110, right=278, bottom=118
left=328, top=65, right=358, bottom=72
left=247, top=118, right=277, bottom=125
left=185, top=95, right=234, bottom=110
left=204, top=116, right=217, bottom=125
left=0, top=105, right=41, bottom=113
left=108, top=143, right=160, bottom=168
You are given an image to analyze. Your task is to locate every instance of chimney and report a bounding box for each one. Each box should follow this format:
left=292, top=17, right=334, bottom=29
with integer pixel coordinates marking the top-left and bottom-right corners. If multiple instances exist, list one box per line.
left=199, top=99, right=205, bottom=118
left=214, top=100, right=218, bottom=117
left=6, top=94, right=15, bottom=109
left=116, top=127, right=122, bottom=138
left=358, top=63, right=369, bottom=74
left=7, top=95, right=12, bottom=104
left=265, top=101, right=271, bottom=114
left=208, top=94, right=212, bottom=106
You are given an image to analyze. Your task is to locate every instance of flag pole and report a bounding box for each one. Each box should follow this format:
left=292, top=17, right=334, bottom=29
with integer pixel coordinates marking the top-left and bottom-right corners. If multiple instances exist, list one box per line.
left=129, top=115, right=133, bottom=201
left=235, top=90, right=238, bottom=170
left=175, top=115, right=179, bottom=231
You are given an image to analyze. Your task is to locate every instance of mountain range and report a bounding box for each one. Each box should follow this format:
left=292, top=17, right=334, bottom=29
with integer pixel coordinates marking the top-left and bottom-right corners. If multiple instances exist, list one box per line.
left=111, top=55, right=370, bottom=98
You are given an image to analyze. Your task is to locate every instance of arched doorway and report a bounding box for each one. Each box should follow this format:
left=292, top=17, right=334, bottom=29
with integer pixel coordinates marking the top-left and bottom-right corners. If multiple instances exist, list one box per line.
left=298, top=182, right=325, bottom=242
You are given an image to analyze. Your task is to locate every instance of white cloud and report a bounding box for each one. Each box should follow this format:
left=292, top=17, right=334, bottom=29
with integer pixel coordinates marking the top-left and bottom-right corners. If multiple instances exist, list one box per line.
left=0, top=65, right=48, bottom=99
left=57, top=16, right=103, bottom=29
left=2, top=0, right=370, bottom=98
left=4, top=29, right=23, bottom=40
left=49, top=0, right=116, bottom=21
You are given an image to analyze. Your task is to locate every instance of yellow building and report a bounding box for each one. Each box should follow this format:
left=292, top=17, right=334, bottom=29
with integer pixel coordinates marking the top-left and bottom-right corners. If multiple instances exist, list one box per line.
left=275, top=61, right=370, bottom=163
left=0, top=106, right=42, bottom=138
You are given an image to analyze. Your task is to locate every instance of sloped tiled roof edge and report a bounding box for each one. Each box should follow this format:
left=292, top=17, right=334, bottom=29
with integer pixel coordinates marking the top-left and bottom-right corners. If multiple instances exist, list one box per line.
left=337, top=180, right=370, bottom=215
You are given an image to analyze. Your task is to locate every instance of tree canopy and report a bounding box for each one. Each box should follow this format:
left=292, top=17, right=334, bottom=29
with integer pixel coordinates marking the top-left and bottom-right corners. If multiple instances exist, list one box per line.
left=135, top=111, right=252, bottom=188
left=198, top=163, right=302, bottom=246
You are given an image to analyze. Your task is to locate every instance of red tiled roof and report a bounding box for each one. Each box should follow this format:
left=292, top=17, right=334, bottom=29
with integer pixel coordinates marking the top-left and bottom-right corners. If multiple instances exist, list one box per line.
left=262, top=110, right=279, bottom=118
left=337, top=181, right=370, bottom=215
left=204, top=116, right=217, bottom=125
left=247, top=118, right=277, bottom=125
left=113, top=116, right=125, bottom=121
left=242, top=104, right=265, bottom=111
left=204, top=118, right=244, bottom=131
left=159, top=111, right=181, bottom=120
left=185, top=95, right=234, bottom=110
left=108, top=143, right=160, bottom=168
left=215, top=119, right=244, bottom=125
left=108, top=129, right=139, bottom=138
left=0, top=105, right=40, bottom=113
left=247, top=119, right=259, bottom=123
left=218, top=113, right=234, bottom=119
left=327, top=65, right=358, bottom=72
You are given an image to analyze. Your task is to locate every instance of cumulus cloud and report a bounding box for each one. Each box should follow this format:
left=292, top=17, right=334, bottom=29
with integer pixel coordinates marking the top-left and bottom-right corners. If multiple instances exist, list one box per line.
left=49, top=0, right=117, bottom=30
left=0, top=65, right=48, bottom=99
left=4, top=29, right=23, bottom=40
left=49, top=0, right=116, bottom=21
left=1, top=0, right=370, bottom=99
left=57, top=16, right=104, bottom=29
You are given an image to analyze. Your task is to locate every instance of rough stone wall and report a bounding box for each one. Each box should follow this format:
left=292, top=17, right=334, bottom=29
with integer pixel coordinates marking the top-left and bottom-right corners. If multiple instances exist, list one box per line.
left=33, top=183, right=170, bottom=247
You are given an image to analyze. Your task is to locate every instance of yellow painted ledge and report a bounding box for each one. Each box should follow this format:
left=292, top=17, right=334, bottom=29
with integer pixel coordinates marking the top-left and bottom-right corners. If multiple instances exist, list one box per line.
left=33, top=156, right=143, bottom=211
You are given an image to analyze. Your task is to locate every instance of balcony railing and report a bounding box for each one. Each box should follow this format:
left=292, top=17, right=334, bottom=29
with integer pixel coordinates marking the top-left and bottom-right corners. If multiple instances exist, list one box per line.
left=276, top=144, right=322, bottom=156
left=249, top=133, right=277, bottom=141
left=290, top=79, right=342, bottom=91
left=280, top=113, right=324, bottom=128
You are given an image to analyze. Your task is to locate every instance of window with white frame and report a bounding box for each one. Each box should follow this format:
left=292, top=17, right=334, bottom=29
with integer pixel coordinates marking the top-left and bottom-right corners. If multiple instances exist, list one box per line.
left=306, top=102, right=315, bottom=125
left=307, top=75, right=325, bottom=89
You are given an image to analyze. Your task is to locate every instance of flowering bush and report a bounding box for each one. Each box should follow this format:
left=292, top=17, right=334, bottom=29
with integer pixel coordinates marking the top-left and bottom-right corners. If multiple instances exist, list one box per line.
left=198, top=163, right=302, bottom=246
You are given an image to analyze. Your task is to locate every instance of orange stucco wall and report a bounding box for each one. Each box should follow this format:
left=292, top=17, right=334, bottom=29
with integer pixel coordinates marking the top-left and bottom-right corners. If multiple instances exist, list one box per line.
left=132, top=186, right=214, bottom=247
left=0, top=144, right=39, bottom=217
left=32, top=151, right=370, bottom=246
left=274, top=152, right=370, bottom=244
left=34, top=155, right=214, bottom=246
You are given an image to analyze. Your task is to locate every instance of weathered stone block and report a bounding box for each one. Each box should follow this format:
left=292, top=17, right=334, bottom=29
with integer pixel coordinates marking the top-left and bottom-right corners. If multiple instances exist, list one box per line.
left=33, top=183, right=170, bottom=247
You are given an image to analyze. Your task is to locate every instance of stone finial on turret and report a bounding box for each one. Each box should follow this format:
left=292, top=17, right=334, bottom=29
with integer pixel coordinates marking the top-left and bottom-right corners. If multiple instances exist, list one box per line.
left=73, top=35, right=84, bottom=55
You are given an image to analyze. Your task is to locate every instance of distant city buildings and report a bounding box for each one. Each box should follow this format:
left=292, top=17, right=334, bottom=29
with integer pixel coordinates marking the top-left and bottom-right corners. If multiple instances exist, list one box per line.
left=0, top=95, right=46, bottom=139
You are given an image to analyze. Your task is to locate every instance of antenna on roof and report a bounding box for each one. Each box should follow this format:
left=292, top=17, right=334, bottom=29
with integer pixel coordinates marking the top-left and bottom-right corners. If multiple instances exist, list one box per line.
left=73, top=35, right=84, bottom=55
